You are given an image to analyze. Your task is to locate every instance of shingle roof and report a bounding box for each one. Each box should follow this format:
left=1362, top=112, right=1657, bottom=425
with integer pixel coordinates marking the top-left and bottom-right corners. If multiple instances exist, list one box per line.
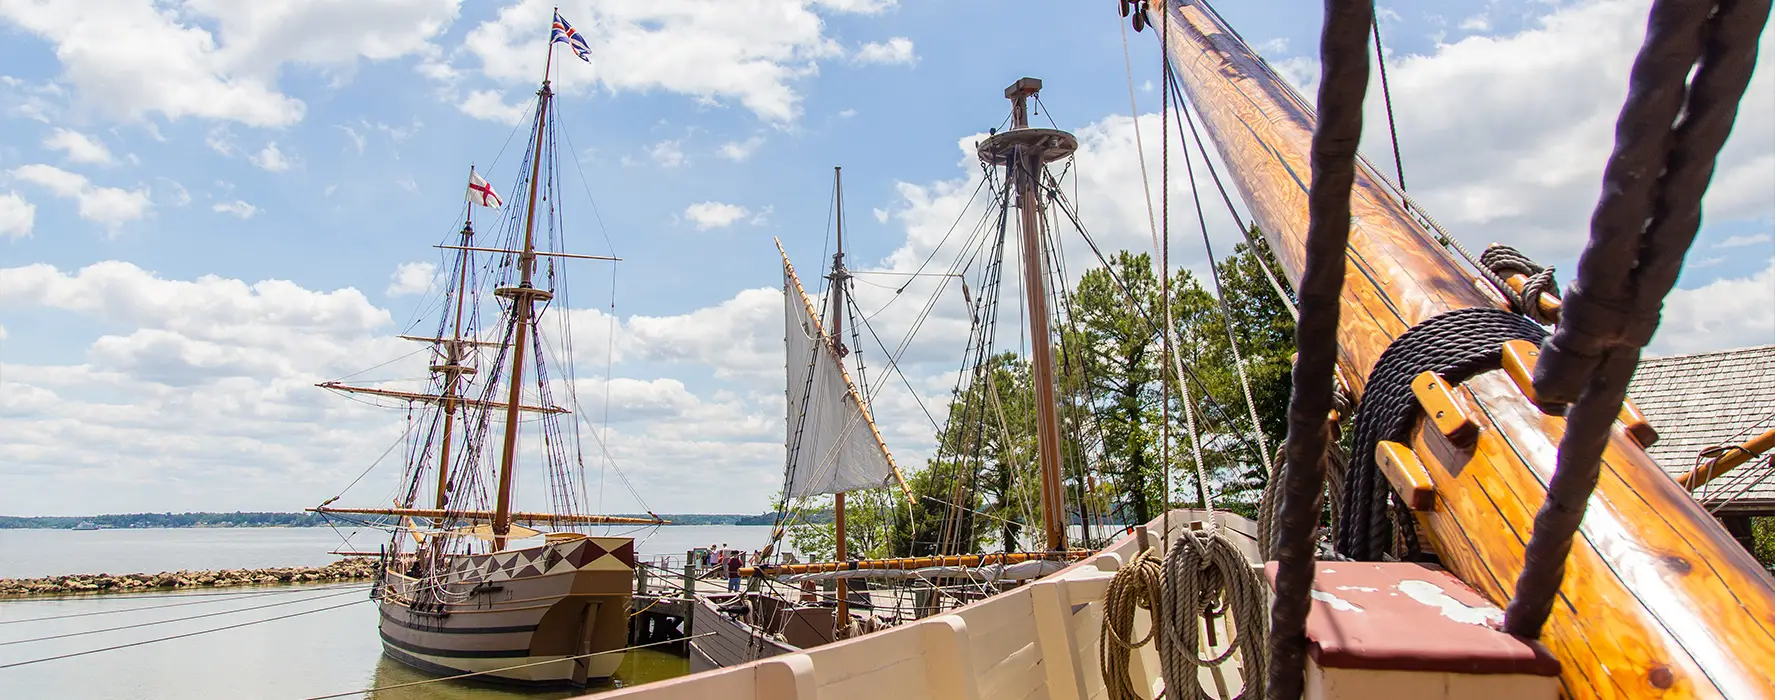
left=1627, top=344, right=1775, bottom=514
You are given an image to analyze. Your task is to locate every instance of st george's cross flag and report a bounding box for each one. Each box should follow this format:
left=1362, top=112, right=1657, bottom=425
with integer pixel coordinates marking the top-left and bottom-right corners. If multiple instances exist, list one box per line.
left=466, top=168, right=502, bottom=208
left=551, top=11, right=592, bottom=63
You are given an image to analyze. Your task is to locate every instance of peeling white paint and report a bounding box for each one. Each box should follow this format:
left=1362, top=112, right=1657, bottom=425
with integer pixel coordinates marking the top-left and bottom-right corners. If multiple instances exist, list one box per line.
left=1397, top=579, right=1504, bottom=626
left=1311, top=589, right=1365, bottom=612
left=1335, top=586, right=1380, bottom=592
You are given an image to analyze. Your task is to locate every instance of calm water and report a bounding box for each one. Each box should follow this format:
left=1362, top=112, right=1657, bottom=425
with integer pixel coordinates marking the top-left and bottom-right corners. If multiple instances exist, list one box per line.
left=0, top=525, right=776, bottom=699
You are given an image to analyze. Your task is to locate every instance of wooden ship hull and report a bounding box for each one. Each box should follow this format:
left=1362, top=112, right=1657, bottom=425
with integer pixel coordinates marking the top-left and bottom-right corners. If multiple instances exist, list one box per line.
left=375, top=534, right=637, bottom=686
left=687, top=593, right=808, bottom=672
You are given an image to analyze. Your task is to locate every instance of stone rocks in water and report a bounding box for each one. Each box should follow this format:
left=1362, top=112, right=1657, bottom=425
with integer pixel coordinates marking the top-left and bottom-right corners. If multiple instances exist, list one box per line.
left=0, top=557, right=381, bottom=598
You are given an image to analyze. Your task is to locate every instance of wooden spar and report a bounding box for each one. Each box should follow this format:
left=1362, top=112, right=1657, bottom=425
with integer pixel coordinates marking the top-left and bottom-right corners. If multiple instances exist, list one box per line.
left=308, top=506, right=667, bottom=526
left=435, top=206, right=475, bottom=510
left=737, top=549, right=1091, bottom=578
left=314, top=382, right=567, bottom=414
left=397, top=334, right=505, bottom=349
left=435, top=245, right=620, bottom=262
left=774, top=239, right=916, bottom=505
left=1677, top=425, right=1775, bottom=490
left=1001, top=77, right=1065, bottom=550
left=1155, top=2, right=1775, bottom=697
left=492, top=51, right=555, bottom=551
left=830, top=166, right=850, bottom=626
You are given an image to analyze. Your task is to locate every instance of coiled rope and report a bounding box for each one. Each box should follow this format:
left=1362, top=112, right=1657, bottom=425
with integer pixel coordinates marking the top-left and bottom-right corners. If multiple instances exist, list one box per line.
left=1478, top=244, right=1561, bottom=325
left=1159, top=530, right=1268, bottom=699
left=1100, top=549, right=1165, bottom=700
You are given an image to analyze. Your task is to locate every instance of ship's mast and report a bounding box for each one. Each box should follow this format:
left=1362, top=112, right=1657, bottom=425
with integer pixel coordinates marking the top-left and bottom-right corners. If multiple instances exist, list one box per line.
left=434, top=179, right=478, bottom=510
left=977, top=78, right=1077, bottom=551
left=490, top=41, right=559, bottom=551
left=827, top=166, right=852, bottom=623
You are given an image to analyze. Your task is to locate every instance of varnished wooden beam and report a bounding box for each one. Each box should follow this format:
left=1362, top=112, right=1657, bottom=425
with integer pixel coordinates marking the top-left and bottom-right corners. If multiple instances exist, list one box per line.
left=1376, top=440, right=1436, bottom=511
left=1676, top=426, right=1775, bottom=490
left=1411, top=371, right=1479, bottom=447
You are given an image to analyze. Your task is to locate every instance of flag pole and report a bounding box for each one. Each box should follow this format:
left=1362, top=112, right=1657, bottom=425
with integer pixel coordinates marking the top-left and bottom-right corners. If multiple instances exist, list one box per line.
left=466, top=163, right=474, bottom=228
left=543, top=7, right=558, bottom=85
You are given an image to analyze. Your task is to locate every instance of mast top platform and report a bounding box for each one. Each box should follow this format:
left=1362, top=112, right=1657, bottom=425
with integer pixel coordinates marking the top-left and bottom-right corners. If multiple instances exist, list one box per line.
left=978, top=76, right=1076, bottom=167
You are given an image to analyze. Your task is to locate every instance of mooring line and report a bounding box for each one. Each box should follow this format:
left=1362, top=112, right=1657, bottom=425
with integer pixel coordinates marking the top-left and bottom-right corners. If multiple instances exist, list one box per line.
left=0, top=598, right=370, bottom=670
left=0, top=583, right=371, bottom=626
left=300, top=632, right=719, bottom=700
left=0, top=586, right=369, bottom=647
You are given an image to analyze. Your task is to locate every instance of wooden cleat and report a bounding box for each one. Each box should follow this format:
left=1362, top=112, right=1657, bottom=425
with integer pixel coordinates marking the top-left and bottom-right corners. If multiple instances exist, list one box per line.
left=1376, top=440, right=1436, bottom=511
left=1412, top=370, right=1480, bottom=447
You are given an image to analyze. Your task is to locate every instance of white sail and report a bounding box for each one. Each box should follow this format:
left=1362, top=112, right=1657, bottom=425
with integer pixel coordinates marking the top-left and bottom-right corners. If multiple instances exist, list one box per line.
left=781, top=251, right=902, bottom=499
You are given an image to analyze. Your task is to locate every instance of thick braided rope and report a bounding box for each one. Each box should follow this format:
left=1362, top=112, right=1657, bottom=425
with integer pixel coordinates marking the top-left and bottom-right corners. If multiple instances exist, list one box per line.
left=1100, top=549, right=1165, bottom=700
left=1160, top=530, right=1269, bottom=700
left=1336, top=308, right=1547, bottom=561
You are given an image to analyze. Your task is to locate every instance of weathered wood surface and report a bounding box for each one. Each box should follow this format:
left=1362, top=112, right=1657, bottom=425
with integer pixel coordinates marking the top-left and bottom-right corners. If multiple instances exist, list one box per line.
left=1158, top=1, right=1775, bottom=697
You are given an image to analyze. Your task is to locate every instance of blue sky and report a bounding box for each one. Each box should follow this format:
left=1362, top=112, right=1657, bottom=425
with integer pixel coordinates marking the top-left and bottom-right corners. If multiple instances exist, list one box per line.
left=0, top=0, right=1770, bottom=517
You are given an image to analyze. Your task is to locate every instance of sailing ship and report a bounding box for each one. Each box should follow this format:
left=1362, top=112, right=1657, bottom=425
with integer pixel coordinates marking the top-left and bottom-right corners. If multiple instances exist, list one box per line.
left=309, top=12, right=665, bottom=688
left=609, top=0, right=1775, bottom=698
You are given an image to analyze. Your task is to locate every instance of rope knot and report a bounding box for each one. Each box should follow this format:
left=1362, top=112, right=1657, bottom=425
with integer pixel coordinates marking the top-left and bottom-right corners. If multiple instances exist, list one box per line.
left=1479, top=244, right=1562, bottom=325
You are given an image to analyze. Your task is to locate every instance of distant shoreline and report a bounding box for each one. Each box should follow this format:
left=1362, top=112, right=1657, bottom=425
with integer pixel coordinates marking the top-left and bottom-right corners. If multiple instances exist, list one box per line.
left=0, top=512, right=783, bottom=529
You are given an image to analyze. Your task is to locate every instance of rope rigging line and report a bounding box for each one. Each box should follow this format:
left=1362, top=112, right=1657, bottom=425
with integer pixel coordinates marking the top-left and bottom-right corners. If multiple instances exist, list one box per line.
left=1503, top=0, right=1771, bottom=640
left=1266, top=1, right=1374, bottom=697
left=0, top=583, right=368, bottom=626
left=0, top=586, right=369, bottom=647
left=1370, top=17, right=1408, bottom=194
left=1164, top=61, right=1275, bottom=475
left=0, top=598, right=369, bottom=670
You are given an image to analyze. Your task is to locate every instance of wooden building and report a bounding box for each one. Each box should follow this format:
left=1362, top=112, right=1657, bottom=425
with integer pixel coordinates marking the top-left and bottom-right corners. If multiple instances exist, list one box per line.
left=1628, top=344, right=1775, bottom=561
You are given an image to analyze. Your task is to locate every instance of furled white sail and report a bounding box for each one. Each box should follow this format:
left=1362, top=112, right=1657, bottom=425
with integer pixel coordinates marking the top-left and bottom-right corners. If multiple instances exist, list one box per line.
left=781, top=252, right=901, bottom=499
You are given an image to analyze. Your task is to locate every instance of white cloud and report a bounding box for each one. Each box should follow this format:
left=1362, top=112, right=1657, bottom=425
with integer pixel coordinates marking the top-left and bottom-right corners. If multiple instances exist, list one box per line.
left=211, top=200, right=259, bottom=219
left=649, top=139, right=687, bottom=168
left=10, top=164, right=151, bottom=229
left=205, top=127, right=236, bottom=156
left=0, top=0, right=462, bottom=127
left=837, top=108, right=857, bottom=118
left=42, top=128, right=114, bottom=166
left=872, top=207, right=888, bottom=224
left=627, top=287, right=784, bottom=383
left=683, top=201, right=751, bottom=230
left=461, top=89, right=530, bottom=125
left=719, top=136, right=765, bottom=162
left=1717, top=233, right=1773, bottom=249
left=1649, top=261, right=1775, bottom=355
left=385, top=261, right=436, bottom=296
left=0, top=192, right=35, bottom=239
left=1459, top=14, right=1491, bottom=32
left=853, top=37, right=915, bottom=65
left=248, top=142, right=294, bottom=172
left=1349, top=0, right=1774, bottom=263
left=158, top=179, right=192, bottom=207
left=455, top=0, right=898, bottom=123
left=337, top=125, right=367, bottom=154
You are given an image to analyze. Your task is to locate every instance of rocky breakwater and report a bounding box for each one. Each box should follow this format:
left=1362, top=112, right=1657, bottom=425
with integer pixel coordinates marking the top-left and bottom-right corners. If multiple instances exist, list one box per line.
left=0, top=558, right=379, bottom=597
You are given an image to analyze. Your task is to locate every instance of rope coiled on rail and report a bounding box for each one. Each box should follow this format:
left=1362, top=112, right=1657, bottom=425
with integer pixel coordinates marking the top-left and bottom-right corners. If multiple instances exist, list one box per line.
left=1100, top=549, right=1165, bottom=700
left=1100, top=532, right=1271, bottom=700
left=1503, top=0, right=1771, bottom=640
left=1479, top=244, right=1561, bottom=325
left=1160, top=531, right=1268, bottom=700
left=1337, top=308, right=1547, bottom=561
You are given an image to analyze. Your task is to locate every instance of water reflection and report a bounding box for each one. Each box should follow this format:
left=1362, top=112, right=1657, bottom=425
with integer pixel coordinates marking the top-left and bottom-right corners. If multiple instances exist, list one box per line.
left=363, top=648, right=688, bottom=699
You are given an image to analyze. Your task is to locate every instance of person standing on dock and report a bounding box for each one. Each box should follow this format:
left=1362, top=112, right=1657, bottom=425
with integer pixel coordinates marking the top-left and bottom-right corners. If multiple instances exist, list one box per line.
left=724, top=550, right=743, bottom=592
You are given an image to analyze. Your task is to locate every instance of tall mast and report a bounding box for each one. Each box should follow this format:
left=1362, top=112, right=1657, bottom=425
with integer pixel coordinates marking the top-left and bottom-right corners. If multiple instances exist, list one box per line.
left=828, top=166, right=851, bottom=624
left=977, top=78, right=1077, bottom=551
left=491, top=42, right=557, bottom=550
left=433, top=191, right=477, bottom=510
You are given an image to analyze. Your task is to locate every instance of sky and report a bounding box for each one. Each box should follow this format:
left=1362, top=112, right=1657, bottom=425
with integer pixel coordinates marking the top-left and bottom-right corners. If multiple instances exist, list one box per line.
left=0, top=0, right=1770, bottom=517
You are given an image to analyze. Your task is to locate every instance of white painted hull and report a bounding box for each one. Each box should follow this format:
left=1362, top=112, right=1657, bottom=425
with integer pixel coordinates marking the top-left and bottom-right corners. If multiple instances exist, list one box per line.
left=603, top=509, right=1256, bottom=700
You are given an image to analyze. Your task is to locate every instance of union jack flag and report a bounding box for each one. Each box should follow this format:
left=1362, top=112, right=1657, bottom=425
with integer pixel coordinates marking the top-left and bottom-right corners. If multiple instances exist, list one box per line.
left=551, top=11, right=592, bottom=63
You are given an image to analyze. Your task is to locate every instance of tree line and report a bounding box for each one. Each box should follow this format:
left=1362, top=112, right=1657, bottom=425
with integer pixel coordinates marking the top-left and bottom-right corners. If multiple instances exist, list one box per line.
left=789, top=232, right=1295, bottom=560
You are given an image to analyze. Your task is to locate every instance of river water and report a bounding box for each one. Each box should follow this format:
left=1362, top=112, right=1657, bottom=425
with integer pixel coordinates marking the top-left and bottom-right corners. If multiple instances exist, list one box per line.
left=0, top=525, right=777, bottom=699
